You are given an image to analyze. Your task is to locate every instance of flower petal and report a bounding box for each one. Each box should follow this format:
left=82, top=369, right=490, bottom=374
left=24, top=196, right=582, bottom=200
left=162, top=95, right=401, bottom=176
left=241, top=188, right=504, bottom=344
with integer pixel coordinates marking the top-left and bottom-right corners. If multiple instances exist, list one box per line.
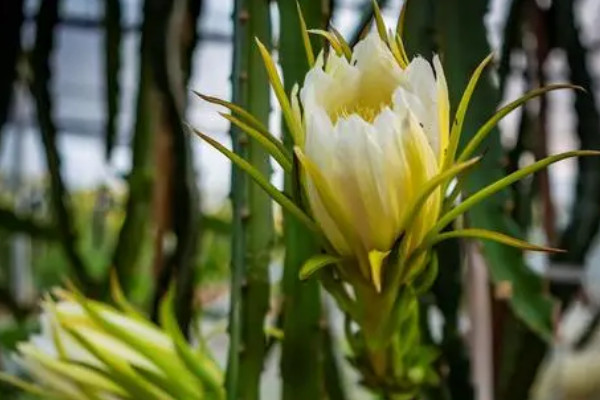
left=433, top=55, right=450, bottom=164
left=399, top=57, right=440, bottom=158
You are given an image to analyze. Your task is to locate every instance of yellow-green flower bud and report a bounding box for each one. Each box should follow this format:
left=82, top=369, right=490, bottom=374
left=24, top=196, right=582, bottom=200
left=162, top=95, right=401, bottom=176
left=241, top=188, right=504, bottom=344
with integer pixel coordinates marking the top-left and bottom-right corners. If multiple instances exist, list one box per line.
left=7, top=289, right=223, bottom=400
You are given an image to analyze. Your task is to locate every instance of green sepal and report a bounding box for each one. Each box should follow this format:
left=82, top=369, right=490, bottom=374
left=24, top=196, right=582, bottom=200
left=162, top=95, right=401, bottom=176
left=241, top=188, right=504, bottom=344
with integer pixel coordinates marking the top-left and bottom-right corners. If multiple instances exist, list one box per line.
left=445, top=53, right=494, bottom=169
left=458, top=84, right=582, bottom=163
left=296, top=1, right=315, bottom=66
left=220, top=112, right=293, bottom=173
left=192, top=128, right=319, bottom=233
left=299, top=254, right=342, bottom=280
left=435, top=150, right=600, bottom=235
left=431, top=228, right=565, bottom=253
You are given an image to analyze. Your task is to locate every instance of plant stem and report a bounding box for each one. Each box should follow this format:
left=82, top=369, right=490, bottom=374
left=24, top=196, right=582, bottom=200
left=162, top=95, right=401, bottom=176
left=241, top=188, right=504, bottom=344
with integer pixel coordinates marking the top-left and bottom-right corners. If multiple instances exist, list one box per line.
left=551, top=0, right=600, bottom=296
left=278, top=1, right=328, bottom=399
left=112, top=0, right=156, bottom=297
left=147, top=0, right=202, bottom=334
left=103, top=0, right=121, bottom=160
left=226, top=0, right=273, bottom=399
left=0, top=0, right=24, bottom=140
left=32, top=0, right=95, bottom=292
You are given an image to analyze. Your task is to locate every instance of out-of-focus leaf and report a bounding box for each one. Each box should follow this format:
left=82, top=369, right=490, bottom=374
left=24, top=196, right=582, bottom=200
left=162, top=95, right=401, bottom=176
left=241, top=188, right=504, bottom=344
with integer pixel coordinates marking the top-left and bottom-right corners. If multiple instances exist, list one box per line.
left=63, top=327, right=170, bottom=400
left=160, top=289, right=225, bottom=399
left=111, top=0, right=156, bottom=297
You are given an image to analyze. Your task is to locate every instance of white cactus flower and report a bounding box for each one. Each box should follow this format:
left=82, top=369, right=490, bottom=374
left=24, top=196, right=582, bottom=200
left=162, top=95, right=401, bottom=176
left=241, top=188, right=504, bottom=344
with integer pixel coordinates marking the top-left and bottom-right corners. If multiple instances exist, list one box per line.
left=296, top=33, right=449, bottom=290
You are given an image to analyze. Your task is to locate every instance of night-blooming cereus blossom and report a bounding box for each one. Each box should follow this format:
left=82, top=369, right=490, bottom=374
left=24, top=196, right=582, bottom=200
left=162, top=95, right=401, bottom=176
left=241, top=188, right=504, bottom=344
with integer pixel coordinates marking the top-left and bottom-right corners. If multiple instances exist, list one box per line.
left=295, top=33, right=449, bottom=291
left=192, top=3, right=592, bottom=299
left=5, top=289, right=223, bottom=400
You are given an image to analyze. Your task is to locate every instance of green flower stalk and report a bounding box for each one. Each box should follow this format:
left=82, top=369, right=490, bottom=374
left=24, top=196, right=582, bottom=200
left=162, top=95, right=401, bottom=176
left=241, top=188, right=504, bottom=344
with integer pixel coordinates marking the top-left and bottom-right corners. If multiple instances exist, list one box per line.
left=192, top=1, right=598, bottom=396
left=1, top=278, right=224, bottom=400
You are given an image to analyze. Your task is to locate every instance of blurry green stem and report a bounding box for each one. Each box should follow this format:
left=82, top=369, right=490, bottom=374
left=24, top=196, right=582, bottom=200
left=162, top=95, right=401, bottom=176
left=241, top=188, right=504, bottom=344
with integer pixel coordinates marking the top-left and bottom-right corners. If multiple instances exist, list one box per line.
left=32, top=0, right=95, bottom=292
left=112, top=0, right=156, bottom=297
left=148, top=0, right=201, bottom=333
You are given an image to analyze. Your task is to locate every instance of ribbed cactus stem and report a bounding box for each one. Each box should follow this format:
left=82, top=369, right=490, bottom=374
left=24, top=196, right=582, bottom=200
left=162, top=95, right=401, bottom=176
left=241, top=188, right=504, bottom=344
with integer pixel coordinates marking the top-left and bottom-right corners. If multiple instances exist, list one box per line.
left=226, top=0, right=273, bottom=399
left=278, top=1, right=327, bottom=399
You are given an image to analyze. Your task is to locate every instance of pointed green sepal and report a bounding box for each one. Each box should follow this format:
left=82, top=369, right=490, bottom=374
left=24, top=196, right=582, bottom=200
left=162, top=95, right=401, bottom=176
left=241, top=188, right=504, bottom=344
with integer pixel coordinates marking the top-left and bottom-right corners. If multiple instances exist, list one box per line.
left=192, top=128, right=319, bottom=233
left=458, top=84, right=582, bottom=162
left=296, top=1, right=315, bottom=66
left=445, top=53, right=494, bottom=169
left=254, top=38, right=304, bottom=145
left=431, top=229, right=566, bottom=253
left=220, top=112, right=293, bottom=173
left=435, top=150, right=600, bottom=234
left=299, top=254, right=342, bottom=280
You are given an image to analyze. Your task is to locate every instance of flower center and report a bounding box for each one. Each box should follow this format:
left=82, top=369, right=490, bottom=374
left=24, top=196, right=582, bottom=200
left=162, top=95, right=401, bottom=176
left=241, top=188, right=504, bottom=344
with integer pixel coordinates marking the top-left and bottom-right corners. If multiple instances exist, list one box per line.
left=332, top=101, right=388, bottom=124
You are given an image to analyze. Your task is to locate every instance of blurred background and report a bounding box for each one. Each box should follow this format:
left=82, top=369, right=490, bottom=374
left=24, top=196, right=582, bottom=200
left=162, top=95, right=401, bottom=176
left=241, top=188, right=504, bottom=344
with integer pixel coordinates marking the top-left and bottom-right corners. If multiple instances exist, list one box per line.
left=1, top=0, right=600, bottom=399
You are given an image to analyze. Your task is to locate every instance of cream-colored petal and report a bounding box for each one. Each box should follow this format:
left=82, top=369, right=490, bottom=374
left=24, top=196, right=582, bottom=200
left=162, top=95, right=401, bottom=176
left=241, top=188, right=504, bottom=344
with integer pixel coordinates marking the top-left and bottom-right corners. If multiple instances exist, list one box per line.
left=296, top=148, right=358, bottom=257
left=371, top=108, right=411, bottom=228
left=351, top=33, right=404, bottom=114
left=332, top=115, right=398, bottom=251
left=400, top=57, right=440, bottom=157
left=397, top=112, right=441, bottom=253
left=304, top=106, right=335, bottom=166
left=433, top=55, right=450, bottom=164
left=301, top=51, right=360, bottom=122
left=305, top=177, right=353, bottom=255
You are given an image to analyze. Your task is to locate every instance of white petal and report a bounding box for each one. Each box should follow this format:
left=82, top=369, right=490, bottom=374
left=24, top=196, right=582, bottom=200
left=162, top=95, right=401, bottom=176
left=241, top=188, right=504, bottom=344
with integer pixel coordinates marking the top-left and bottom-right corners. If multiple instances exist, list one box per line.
left=304, top=178, right=352, bottom=255
left=332, top=116, right=396, bottom=251
left=301, top=52, right=360, bottom=121
left=351, top=33, right=404, bottom=112
left=433, top=55, right=450, bottom=163
left=304, top=106, right=335, bottom=168
left=400, top=56, right=440, bottom=157
left=397, top=111, right=440, bottom=251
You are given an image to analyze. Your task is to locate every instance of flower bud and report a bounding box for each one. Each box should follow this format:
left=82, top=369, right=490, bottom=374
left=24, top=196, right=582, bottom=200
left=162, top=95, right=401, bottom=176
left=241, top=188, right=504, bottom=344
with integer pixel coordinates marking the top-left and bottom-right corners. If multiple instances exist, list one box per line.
left=7, top=289, right=223, bottom=400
